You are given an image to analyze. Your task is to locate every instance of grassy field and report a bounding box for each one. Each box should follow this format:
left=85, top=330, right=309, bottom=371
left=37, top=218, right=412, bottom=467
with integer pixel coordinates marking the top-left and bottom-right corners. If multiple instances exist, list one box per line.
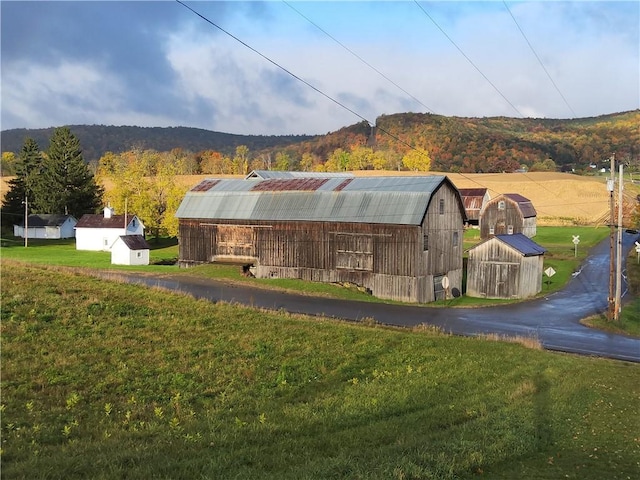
left=1, top=262, right=639, bottom=480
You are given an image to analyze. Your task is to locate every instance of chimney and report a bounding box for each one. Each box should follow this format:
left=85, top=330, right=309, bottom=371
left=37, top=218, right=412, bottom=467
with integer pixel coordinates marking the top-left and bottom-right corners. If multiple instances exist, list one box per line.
left=104, top=206, right=114, bottom=219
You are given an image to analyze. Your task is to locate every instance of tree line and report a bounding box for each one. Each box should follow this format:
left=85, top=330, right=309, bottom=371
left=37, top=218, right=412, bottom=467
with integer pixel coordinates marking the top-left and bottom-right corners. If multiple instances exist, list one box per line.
left=2, top=110, right=637, bottom=176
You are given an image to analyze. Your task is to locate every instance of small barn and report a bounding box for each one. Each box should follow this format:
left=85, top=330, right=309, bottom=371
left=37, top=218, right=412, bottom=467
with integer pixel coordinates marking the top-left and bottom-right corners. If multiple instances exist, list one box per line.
left=458, top=188, right=490, bottom=226
left=466, top=233, right=546, bottom=299
left=76, top=207, right=145, bottom=251
left=13, top=214, right=77, bottom=239
left=176, top=174, right=466, bottom=303
left=479, top=193, right=537, bottom=239
left=111, top=235, right=151, bottom=266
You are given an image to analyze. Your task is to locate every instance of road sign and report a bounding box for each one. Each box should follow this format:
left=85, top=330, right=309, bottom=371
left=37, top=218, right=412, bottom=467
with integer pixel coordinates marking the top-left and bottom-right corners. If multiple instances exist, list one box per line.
left=544, top=267, right=556, bottom=277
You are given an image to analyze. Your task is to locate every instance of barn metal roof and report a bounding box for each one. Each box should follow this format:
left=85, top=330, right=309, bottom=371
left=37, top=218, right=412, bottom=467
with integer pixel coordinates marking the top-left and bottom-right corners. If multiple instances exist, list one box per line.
left=245, top=170, right=354, bottom=179
left=177, top=175, right=453, bottom=225
left=503, top=193, right=537, bottom=218
left=495, top=234, right=546, bottom=256
left=458, top=188, right=488, bottom=221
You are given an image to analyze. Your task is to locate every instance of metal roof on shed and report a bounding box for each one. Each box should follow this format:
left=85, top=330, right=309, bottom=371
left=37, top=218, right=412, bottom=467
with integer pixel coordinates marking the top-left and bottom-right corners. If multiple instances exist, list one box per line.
left=176, top=175, right=451, bottom=225
left=495, top=234, right=546, bottom=256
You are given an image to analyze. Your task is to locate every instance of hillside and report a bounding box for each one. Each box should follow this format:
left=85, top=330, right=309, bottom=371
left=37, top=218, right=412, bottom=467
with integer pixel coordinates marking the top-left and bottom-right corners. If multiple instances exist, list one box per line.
left=0, top=125, right=315, bottom=163
left=1, top=110, right=638, bottom=173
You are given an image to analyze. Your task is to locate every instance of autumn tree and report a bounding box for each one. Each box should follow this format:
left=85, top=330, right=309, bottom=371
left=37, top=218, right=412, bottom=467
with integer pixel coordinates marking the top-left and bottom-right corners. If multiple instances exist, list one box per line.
left=233, top=145, right=250, bottom=175
left=402, top=147, right=431, bottom=172
left=325, top=148, right=351, bottom=171
left=98, top=149, right=188, bottom=239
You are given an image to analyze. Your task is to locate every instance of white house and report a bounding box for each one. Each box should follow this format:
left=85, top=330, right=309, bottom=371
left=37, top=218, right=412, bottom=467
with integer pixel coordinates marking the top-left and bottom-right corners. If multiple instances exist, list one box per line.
left=76, top=207, right=145, bottom=251
left=13, top=214, right=77, bottom=239
left=111, top=235, right=151, bottom=265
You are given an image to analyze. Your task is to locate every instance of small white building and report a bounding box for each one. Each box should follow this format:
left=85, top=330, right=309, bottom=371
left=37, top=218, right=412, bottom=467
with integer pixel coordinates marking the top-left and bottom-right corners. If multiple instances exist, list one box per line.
left=76, top=207, right=145, bottom=251
left=13, top=214, right=77, bottom=239
left=111, top=235, right=151, bottom=266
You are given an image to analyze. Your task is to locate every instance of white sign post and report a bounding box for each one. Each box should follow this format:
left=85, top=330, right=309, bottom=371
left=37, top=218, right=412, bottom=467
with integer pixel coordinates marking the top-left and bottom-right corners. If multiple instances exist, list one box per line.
left=635, top=241, right=640, bottom=264
left=441, top=276, right=450, bottom=302
left=572, top=235, right=580, bottom=257
left=544, top=266, right=556, bottom=289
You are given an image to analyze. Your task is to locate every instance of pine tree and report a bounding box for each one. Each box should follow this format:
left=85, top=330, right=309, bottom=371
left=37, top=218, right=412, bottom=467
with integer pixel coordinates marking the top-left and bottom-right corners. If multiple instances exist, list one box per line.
left=1, top=138, right=43, bottom=230
left=33, top=127, right=103, bottom=218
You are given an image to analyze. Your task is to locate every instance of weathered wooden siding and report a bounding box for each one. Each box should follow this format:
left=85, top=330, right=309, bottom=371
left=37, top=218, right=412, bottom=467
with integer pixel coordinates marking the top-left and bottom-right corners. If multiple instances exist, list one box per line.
left=522, top=217, right=537, bottom=238
left=466, top=239, right=543, bottom=299
left=480, top=197, right=524, bottom=239
left=178, top=182, right=465, bottom=303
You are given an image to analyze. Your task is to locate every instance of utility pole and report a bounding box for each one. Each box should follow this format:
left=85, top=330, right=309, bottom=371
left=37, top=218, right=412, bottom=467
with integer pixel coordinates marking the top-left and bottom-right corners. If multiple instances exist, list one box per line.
left=24, top=195, right=28, bottom=248
left=614, top=163, right=624, bottom=321
left=607, top=154, right=615, bottom=320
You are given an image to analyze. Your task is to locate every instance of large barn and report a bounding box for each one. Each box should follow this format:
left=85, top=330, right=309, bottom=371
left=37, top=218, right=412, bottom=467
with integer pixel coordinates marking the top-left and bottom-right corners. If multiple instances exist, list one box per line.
left=176, top=174, right=466, bottom=303
left=479, top=193, right=537, bottom=239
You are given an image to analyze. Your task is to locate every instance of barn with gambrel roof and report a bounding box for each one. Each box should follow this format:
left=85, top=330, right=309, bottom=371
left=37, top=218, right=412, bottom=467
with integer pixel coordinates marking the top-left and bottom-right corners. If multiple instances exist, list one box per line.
left=479, top=193, right=537, bottom=239
left=175, top=174, right=466, bottom=303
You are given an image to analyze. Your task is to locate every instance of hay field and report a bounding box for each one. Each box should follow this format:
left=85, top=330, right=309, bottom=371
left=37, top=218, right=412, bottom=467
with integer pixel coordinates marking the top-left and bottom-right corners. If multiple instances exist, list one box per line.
left=3, top=171, right=634, bottom=226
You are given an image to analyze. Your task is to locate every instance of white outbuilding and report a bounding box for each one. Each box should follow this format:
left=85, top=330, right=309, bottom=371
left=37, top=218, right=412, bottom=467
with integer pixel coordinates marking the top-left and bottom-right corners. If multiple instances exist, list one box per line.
left=110, top=235, right=151, bottom=266
left=14, top=214, right=77, bottom=239
left=76, top=207, right=144, bottom=251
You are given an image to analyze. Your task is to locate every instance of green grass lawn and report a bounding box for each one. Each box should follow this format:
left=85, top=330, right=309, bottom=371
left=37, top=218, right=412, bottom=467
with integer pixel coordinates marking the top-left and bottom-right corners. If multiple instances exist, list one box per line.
left=1, top=263, right=639, bottom=480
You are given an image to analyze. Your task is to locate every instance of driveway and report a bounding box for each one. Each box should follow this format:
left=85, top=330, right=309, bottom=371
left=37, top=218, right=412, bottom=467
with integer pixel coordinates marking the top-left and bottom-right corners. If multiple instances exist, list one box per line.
left=107, top=231, right=640, bottom=363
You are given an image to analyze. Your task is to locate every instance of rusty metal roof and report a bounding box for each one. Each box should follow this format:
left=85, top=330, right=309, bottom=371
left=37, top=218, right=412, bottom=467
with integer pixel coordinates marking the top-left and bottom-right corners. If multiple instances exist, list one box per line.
left=177, top=175, right=460, bottom=225
left=245, top=170, right=353, bottom=179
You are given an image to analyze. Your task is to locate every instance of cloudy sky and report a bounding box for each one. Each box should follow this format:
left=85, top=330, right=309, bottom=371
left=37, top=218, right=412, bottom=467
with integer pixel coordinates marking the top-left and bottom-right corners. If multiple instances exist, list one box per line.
left=1, top=1, right=638, bottom=135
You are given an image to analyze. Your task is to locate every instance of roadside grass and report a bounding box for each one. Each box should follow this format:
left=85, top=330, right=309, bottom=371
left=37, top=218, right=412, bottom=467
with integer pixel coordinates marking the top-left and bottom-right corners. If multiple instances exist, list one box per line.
left=581, top=249, right=640, bottom=337
left=1, top=263, right=639, bottom=480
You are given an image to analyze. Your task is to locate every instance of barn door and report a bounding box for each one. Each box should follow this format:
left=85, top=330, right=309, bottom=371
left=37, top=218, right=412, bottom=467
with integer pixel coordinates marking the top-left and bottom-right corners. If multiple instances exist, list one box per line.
left=487, top=263, right=519, bottom=298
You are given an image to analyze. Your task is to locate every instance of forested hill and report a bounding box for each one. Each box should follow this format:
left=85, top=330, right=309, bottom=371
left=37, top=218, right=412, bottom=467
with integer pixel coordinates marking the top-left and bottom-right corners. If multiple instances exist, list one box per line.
left=0, top=125, right=316, bottom=164
left=1, top=110, right=638, bottom=173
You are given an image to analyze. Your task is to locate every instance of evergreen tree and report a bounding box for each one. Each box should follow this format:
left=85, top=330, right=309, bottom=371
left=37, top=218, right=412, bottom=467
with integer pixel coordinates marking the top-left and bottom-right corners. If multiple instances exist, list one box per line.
left=33, top=127, right=103, bottom=218
left=1, top=138, right=43, bottom=230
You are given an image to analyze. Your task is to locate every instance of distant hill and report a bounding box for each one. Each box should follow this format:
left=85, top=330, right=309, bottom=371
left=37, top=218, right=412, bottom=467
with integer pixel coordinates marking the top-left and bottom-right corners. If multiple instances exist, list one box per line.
left=0, top=125, right=316, bottom=163
left=2, top=110, right=638, bottom=173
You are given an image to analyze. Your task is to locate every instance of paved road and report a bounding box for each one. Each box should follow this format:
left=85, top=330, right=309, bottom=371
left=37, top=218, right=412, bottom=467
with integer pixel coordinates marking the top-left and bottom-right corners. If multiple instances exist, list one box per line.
left=108, top=232, right=640, bottom=363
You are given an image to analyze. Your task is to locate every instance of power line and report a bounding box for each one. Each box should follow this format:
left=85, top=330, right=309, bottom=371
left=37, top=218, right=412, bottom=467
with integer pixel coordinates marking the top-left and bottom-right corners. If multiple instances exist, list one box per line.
left=175, top=0, right=372, bottom=127
left=413, top=0, right=525, bottom=118
left=282, top=0, right=436, bottom=114
left=502, top=1, right=576, bottom=117
left=176, top=0, right=432, bottom=161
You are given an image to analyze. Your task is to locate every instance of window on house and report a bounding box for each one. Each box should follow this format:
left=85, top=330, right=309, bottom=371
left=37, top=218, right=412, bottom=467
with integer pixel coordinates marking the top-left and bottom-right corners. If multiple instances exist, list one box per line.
left=507, top=225, right=514, bottom=235
left=498, top=200, right=506, bottom=210
left=489, top=226, right=495, bottom=235
left=439, top=199, right=445, bottom=215
left=423, top=234, right=429, bottom=251
left=453, top=231, right=459, bottom=247
left=132, top=219, right=136, bottom=227
left=137, top=252, right=142, bottom=258
left=103, top=238, right=109, bottom=246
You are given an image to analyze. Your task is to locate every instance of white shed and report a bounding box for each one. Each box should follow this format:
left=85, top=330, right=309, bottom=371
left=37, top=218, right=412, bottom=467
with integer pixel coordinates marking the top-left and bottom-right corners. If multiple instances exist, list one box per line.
left=76, top=207, right=145, bottom=251
left=111, top=235, right=151, bottom=266
left=14, top=214, right=77, bottom=239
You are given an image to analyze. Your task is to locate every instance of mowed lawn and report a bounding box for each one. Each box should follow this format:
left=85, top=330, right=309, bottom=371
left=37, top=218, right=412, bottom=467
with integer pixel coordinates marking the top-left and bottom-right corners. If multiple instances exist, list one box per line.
left=2, top=263, right=639, bottom=479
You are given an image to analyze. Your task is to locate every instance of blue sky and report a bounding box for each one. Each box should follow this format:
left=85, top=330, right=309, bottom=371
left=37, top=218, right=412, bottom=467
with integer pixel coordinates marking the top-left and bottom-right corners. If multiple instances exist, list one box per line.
left=1, top=1, right=638, bottom=135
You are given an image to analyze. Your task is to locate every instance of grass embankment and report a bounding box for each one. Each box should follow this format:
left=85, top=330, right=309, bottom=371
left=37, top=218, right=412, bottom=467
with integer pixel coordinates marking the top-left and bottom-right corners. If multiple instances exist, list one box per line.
left=2, top=263, right=639, bottom=479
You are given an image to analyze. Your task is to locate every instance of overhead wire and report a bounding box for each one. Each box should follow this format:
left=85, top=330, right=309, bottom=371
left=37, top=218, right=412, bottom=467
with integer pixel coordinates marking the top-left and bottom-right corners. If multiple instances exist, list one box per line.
left=412, top=0, right=525, bottom=118
left=282, top=0, right=436, bottom=114
left=175, top=0, right=433, bottom=161
left=502, top=1, right=576, bottom=117
left=177, top=0, right=602, bottom=216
